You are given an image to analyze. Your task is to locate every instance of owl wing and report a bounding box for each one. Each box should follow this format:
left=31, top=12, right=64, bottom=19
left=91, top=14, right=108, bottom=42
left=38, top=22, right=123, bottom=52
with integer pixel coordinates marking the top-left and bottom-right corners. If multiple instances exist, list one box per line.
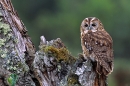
left=83, top=30, right=113, bottom=75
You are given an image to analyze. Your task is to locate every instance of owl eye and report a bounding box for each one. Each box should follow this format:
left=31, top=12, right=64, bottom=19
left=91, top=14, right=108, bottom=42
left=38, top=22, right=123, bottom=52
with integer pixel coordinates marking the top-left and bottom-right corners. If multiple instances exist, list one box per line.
left=84, top=24, right=88, bottom=27
left=92, top=23, right=96, bottom=27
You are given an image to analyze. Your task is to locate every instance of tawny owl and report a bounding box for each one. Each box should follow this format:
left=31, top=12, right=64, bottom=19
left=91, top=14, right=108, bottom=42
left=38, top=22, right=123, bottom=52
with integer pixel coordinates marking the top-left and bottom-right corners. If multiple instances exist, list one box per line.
left=80, top=17, right=113, bottom=76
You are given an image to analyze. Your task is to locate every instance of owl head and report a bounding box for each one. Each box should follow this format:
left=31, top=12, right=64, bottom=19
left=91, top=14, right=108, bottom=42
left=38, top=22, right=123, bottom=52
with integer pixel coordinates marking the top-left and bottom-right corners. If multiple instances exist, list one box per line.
left=80, top=17, right=104, bottom=34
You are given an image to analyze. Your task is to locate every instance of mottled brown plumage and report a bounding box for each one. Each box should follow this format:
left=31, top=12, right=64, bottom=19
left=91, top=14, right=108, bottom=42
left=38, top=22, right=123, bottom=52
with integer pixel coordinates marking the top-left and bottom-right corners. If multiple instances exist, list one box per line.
left=80, top=17, right=114, bottom=86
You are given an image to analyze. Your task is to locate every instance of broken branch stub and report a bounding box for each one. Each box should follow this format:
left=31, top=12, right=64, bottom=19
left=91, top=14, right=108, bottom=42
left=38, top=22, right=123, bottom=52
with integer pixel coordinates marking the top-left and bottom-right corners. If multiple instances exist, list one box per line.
left=32, top=36, right=96, bottom=86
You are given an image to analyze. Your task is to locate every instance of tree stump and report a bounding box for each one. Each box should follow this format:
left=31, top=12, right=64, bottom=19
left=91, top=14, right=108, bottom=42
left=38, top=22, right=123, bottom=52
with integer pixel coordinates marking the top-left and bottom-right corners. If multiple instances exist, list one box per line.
left=0, top=0, right=112, bottom=86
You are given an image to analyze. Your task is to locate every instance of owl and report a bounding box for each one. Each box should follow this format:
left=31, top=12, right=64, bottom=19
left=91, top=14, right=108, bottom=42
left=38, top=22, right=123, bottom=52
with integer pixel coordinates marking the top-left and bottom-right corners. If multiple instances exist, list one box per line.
left=80, top=17, right=113, bottom=85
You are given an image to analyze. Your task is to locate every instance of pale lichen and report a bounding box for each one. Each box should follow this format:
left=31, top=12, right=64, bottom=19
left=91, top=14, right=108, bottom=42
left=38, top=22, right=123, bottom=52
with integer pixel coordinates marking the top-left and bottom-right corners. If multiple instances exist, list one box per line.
left=0, top=48, right=8, bottom=58
left=0, top=22, right=12, bottom=59
left=5, top=51, right=29, bottom=74
left=0, top=38, right=6, bottom=47
left=0, top=5, right=35, bottom=85
left=0, top=17, right=28, bottom=75
left=0, top=22, right=11, bottom=35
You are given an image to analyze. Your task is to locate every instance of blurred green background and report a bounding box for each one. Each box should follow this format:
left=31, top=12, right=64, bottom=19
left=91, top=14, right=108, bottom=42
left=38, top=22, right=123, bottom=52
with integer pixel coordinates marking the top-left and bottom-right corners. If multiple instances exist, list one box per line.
left=12, top=0, right=130, bottom=86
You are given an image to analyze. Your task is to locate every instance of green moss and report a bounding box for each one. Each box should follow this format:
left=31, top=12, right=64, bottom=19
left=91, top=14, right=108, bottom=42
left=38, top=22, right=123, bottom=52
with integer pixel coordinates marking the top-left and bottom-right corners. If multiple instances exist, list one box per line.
left=44, top=46, right=75, bottom=63
left=7, top=73, right=18, bottom=86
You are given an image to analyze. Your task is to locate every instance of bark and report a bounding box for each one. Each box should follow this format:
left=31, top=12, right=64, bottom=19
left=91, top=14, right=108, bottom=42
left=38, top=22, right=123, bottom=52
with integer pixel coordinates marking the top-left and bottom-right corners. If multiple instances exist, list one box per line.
left=0, top=0, right=109, bottom=86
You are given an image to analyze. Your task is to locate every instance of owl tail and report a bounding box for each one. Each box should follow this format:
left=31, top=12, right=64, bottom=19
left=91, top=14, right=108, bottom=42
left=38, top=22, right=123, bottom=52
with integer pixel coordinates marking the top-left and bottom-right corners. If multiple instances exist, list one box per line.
left=95, top=74, right=107, bottom=86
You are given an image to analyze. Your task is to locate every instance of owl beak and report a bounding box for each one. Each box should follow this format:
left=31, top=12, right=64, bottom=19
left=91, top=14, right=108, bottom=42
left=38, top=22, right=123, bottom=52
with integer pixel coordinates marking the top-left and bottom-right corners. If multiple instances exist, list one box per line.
left=88, top=26, right=93, bottom=30
left=88, top=26, right=91, bottom=30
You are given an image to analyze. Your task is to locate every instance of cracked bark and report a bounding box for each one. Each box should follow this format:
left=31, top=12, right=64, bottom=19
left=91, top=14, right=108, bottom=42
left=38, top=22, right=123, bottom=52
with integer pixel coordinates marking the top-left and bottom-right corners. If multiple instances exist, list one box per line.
left=0, top=0, right=110, bottom=86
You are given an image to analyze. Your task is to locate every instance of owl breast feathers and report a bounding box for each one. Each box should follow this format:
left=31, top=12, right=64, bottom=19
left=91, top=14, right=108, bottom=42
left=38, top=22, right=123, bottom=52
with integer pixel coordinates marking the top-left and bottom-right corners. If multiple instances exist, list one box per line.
left=80, top=17, right=113, bottom=75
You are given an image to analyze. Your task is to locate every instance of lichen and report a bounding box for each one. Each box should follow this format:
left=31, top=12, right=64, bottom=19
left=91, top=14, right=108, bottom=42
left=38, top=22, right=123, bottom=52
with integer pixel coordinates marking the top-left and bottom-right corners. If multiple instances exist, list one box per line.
left=0, top=38, right=6, bottom=47
left=0, top=22, right=11, bottom=35
left=0, top=22, right=13, bottom=59
left=5, top=51, right=29, bottom=74
left=0, top=9, right=35, bottom=85
left=0, top=48, right=8, bottom=58
left=0, top=19, right=28, bottom=75
left=0, top=12, right=2, bottom=16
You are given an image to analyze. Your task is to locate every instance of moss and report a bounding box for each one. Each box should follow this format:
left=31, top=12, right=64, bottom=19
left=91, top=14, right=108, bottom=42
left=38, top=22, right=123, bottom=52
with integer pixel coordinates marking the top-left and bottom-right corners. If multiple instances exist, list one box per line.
left=7, top=73, right=18, bottom=86
left=67, top=74, right=81, bottom=86
left=44, top=46, right=75, bottom=63
left=40, top=38, right=76, bottom=64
